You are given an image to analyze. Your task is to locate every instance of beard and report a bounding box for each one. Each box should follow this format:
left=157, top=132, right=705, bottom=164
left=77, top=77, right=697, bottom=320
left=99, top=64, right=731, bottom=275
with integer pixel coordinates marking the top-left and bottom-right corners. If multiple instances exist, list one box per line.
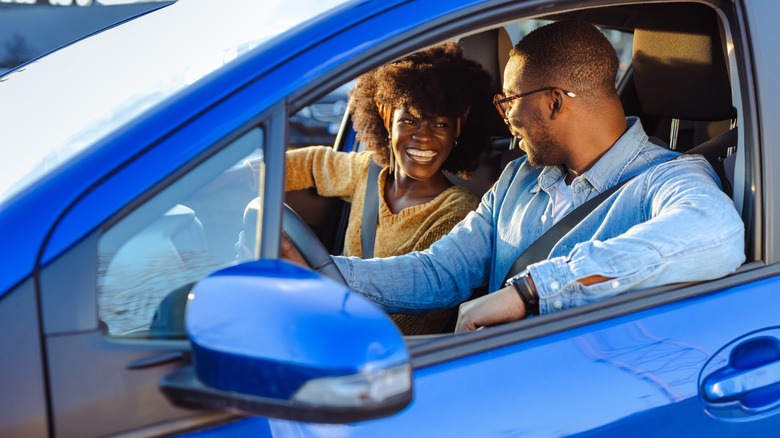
left=521, top=109, right=567, bottom=168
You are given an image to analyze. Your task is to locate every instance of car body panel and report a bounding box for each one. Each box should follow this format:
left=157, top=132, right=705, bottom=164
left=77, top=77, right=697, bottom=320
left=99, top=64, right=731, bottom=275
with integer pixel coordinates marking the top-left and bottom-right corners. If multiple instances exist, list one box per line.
left=0, top=279, right=48, bottom=438
left=173, top=271, right=780, bottom=437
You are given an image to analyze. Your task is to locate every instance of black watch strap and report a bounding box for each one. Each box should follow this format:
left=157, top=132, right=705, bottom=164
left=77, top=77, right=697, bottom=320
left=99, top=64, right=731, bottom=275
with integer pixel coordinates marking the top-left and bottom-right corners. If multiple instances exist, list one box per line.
left=506, top=270, right=540, bottom=316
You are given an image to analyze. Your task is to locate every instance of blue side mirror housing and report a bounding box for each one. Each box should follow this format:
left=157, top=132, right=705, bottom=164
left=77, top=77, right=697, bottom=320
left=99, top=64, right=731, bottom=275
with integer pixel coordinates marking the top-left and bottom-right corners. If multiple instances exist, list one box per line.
left=160, top=259, right=412, bottom=423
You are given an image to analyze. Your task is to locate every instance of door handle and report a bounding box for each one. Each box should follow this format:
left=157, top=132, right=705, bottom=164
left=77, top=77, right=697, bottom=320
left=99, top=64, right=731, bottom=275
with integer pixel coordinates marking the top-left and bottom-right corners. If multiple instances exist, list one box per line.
left=703, top=358, right=780, bottom=402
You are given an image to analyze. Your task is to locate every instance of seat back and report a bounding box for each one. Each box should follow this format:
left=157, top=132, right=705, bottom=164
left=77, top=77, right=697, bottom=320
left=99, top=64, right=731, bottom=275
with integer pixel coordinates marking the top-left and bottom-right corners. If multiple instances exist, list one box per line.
left=632, top=3, right=733, bottom=122
left=685, top=128, right=737, bottom=196
left=632, top=2, right=736, bottom=194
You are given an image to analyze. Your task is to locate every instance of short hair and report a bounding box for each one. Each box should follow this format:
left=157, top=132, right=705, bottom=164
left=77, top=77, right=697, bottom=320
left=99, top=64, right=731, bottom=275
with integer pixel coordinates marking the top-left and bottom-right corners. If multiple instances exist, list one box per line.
left=348, top=42, right=494, bottom=176
left=510, top=20, right=619, bottom=99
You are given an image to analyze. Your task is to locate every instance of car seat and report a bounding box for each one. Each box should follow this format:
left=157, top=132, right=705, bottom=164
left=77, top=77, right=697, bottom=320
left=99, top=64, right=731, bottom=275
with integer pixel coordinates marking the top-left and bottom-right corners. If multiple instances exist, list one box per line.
left=630, top=2, right=737, bottom=196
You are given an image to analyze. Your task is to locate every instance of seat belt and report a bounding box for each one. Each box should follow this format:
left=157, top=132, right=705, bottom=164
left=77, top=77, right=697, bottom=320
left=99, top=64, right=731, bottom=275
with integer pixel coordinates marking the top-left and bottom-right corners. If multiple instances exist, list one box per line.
left=501, top=146, right=702, bottom=284
left=502, top=142, right=712, bottom=284
left=502, top=176, right=632, bottom=283
left=360, top=161, right=382, bottom=258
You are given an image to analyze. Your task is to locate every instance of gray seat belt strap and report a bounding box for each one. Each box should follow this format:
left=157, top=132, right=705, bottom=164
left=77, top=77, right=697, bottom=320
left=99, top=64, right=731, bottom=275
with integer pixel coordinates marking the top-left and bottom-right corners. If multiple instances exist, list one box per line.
left=361, top=161, right=382, bottom=258
left=502, top=177, right=630, bottom=283
left=502, top=152, right=688, bottom=284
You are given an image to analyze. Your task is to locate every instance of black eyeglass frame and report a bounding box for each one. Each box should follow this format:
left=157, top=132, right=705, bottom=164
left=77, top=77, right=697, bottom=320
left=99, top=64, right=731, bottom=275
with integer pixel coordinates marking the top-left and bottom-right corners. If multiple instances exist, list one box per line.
left=493, top=87, right=577, bottom=118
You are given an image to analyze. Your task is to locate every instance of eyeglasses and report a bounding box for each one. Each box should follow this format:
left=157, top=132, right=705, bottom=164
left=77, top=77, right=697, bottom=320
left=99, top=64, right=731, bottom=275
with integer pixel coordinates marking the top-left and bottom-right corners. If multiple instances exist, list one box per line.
left=493, top=87, right=577, bottom=119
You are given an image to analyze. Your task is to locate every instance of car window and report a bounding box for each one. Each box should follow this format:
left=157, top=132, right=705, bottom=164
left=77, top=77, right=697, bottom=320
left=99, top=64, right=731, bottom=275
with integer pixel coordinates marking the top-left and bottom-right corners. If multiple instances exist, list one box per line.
left=289, top=81, right=353, bottom=149
left=96, top=128, right=264, bottom=339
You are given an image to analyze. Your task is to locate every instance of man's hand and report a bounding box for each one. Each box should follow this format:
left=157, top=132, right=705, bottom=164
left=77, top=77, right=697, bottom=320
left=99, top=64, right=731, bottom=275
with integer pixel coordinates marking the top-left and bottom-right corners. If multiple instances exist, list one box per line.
left=455, top=286, right=526, bottom=333
left=280, top=234, right=308, bottom=268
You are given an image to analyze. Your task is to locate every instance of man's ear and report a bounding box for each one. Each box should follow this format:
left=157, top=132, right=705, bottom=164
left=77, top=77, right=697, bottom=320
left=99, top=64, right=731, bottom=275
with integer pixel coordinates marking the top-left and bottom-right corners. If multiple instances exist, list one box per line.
left=549, top=89, right=566, bottom=120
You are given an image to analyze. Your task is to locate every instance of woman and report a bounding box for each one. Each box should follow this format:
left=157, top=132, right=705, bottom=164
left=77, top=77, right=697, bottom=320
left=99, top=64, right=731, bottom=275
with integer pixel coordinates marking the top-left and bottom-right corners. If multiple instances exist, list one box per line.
left=282, top=42, right=494, bottom=334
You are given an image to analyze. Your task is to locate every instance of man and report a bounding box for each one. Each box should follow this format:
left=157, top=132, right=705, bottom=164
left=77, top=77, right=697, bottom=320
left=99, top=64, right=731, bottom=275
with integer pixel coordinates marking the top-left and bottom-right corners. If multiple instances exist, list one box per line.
left=290, top=20, right=745, bottom=332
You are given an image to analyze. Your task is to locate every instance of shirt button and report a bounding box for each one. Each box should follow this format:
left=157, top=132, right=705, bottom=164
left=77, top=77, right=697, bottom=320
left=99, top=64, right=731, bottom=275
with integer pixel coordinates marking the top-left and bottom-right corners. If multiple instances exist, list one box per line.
left=541, top=215, right=547, bottom=223
left=553, top=300, right=563, bottom=309
left=611, top=281, right=620, bottom=289
left=550, top=280, right=560, bottom=291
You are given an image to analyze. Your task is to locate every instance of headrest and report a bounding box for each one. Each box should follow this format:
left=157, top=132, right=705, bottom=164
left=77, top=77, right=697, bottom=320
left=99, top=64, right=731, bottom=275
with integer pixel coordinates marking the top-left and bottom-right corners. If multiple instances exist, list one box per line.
left=460, top=28, right=514, bottom=138
left=632, top=3, right=734, bottom=121
left=460, top=28, right=512, bottom=94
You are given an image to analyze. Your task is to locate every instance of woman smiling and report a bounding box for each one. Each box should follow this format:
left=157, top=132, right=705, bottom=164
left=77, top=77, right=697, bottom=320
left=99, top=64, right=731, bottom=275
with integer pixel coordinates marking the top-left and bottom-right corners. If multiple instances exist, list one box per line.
left=282, top=42, right=494, bottom=333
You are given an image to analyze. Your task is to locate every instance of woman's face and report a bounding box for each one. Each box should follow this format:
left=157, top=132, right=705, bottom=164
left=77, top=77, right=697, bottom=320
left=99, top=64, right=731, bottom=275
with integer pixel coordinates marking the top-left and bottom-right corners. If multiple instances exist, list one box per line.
left=390, top=107, right=458, bottom=181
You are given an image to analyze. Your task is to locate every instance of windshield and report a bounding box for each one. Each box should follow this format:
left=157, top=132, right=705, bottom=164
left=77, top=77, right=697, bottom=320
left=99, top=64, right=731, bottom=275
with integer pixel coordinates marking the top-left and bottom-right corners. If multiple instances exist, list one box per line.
left=0, top=0, right=344, bottom=205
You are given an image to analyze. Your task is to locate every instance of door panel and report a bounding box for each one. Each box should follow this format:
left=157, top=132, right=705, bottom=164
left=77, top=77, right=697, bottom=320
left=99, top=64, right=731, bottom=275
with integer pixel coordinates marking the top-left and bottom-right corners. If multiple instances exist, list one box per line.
left=46, top=332, right=194, bottom=437
left=0, top=279, right=48, bottom=438
left=226, top=274, right=780, bottom=437
left=393, top=276, right=780, bottom=437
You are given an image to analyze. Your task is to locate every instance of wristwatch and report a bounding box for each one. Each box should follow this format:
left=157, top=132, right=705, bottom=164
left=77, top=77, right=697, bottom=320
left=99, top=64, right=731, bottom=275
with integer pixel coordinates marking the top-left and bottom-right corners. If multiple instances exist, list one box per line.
left=505, top=269, right=540, bottom=316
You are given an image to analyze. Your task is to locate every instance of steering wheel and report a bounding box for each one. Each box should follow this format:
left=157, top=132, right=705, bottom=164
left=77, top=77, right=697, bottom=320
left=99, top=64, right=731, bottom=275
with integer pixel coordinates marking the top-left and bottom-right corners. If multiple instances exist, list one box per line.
left=282, top=203, right=347, bottom=285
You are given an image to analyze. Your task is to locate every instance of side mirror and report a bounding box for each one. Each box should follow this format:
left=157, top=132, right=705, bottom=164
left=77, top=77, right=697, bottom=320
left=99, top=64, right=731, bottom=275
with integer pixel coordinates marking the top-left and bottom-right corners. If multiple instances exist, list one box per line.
left=160, top=259, right=412, bottom=423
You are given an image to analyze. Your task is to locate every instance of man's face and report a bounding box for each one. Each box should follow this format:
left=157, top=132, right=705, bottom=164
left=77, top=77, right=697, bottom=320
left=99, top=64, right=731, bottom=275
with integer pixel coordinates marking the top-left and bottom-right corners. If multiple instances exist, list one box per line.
left=502, top=57, right=568, bottom=168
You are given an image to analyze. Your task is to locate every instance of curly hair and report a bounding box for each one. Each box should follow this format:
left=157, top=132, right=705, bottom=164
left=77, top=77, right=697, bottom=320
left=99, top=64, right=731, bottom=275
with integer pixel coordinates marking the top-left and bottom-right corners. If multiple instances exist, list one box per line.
left=348, top=42, right=494, bottom=176
left=510, top=21, right=619, bottom=101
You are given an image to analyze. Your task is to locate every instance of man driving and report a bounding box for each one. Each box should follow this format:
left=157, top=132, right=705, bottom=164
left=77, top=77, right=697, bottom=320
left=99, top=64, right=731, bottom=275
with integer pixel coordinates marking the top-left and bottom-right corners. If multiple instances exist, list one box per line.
left=288, top=20, right=745, bottom=333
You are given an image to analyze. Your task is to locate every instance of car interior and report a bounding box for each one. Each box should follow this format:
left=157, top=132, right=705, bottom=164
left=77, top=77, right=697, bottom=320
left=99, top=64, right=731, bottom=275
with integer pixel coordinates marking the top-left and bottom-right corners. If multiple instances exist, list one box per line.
left=283, top=1, right=752, bottom=335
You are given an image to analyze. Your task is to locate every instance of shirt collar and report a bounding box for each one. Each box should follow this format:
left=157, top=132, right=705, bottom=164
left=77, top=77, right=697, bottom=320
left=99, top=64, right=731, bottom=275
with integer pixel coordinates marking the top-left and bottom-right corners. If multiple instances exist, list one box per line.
left=536, top=116, right=647, bottom=193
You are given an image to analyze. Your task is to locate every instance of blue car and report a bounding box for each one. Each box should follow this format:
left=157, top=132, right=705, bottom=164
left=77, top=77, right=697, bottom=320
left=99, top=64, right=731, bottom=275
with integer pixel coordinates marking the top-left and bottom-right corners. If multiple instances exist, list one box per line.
left=1, top=0, right=778, bottom=436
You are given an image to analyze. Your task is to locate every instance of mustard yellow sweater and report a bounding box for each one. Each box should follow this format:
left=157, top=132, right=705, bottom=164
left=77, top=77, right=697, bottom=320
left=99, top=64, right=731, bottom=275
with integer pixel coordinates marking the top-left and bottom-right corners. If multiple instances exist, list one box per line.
left=285, top=146, right=480, bottom=258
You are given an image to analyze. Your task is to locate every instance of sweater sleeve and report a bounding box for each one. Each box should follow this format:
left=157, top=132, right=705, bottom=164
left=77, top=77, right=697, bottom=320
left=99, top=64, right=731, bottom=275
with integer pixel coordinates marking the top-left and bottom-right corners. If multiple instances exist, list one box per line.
left=284, top=146, right=371, bottom=199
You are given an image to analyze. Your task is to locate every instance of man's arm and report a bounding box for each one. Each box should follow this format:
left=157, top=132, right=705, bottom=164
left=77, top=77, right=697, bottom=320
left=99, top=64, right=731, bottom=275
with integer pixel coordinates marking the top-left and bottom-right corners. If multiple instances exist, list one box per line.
left=455, top=285, right=525, bottom=332
left=458, top=156, right=745, bottom=331
left=455, top=274, right=611, bottom=332
left=333, top=186, right=499, bottom=314
left=533, top=157, right=744, bottom=313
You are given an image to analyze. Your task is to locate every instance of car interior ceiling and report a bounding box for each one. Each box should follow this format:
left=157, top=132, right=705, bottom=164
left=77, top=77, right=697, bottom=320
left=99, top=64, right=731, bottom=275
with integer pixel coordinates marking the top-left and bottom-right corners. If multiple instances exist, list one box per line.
left=285, top=0, right=749, bottom=265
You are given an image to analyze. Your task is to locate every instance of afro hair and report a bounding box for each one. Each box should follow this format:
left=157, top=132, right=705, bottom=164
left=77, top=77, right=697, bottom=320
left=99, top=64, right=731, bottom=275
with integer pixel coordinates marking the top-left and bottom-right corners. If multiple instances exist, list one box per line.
left=347, top=42, right=495, bottom=176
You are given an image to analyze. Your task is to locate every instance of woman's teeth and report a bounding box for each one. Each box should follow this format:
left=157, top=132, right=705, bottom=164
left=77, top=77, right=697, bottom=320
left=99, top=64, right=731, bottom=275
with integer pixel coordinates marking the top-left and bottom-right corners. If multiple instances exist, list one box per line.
left=407, top=148, right=437, bottom=161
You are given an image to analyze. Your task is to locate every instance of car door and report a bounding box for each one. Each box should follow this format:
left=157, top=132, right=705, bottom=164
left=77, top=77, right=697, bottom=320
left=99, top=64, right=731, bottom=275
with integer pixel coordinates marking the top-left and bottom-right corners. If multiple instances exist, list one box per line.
left=372, top=2, right=778, bottom=436
left=22, top=0, right=420, bottom=435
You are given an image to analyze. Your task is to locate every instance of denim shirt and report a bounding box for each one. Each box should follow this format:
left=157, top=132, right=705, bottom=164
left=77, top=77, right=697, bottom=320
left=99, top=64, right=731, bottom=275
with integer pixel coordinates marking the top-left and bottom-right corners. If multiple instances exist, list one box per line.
left=333, top=117, right=746, bottom=315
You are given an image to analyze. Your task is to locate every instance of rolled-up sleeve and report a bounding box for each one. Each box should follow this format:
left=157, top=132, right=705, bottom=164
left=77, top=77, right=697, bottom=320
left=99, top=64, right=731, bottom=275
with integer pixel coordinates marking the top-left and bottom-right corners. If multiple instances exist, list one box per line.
left=528, top=156, right=745, bottom=314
